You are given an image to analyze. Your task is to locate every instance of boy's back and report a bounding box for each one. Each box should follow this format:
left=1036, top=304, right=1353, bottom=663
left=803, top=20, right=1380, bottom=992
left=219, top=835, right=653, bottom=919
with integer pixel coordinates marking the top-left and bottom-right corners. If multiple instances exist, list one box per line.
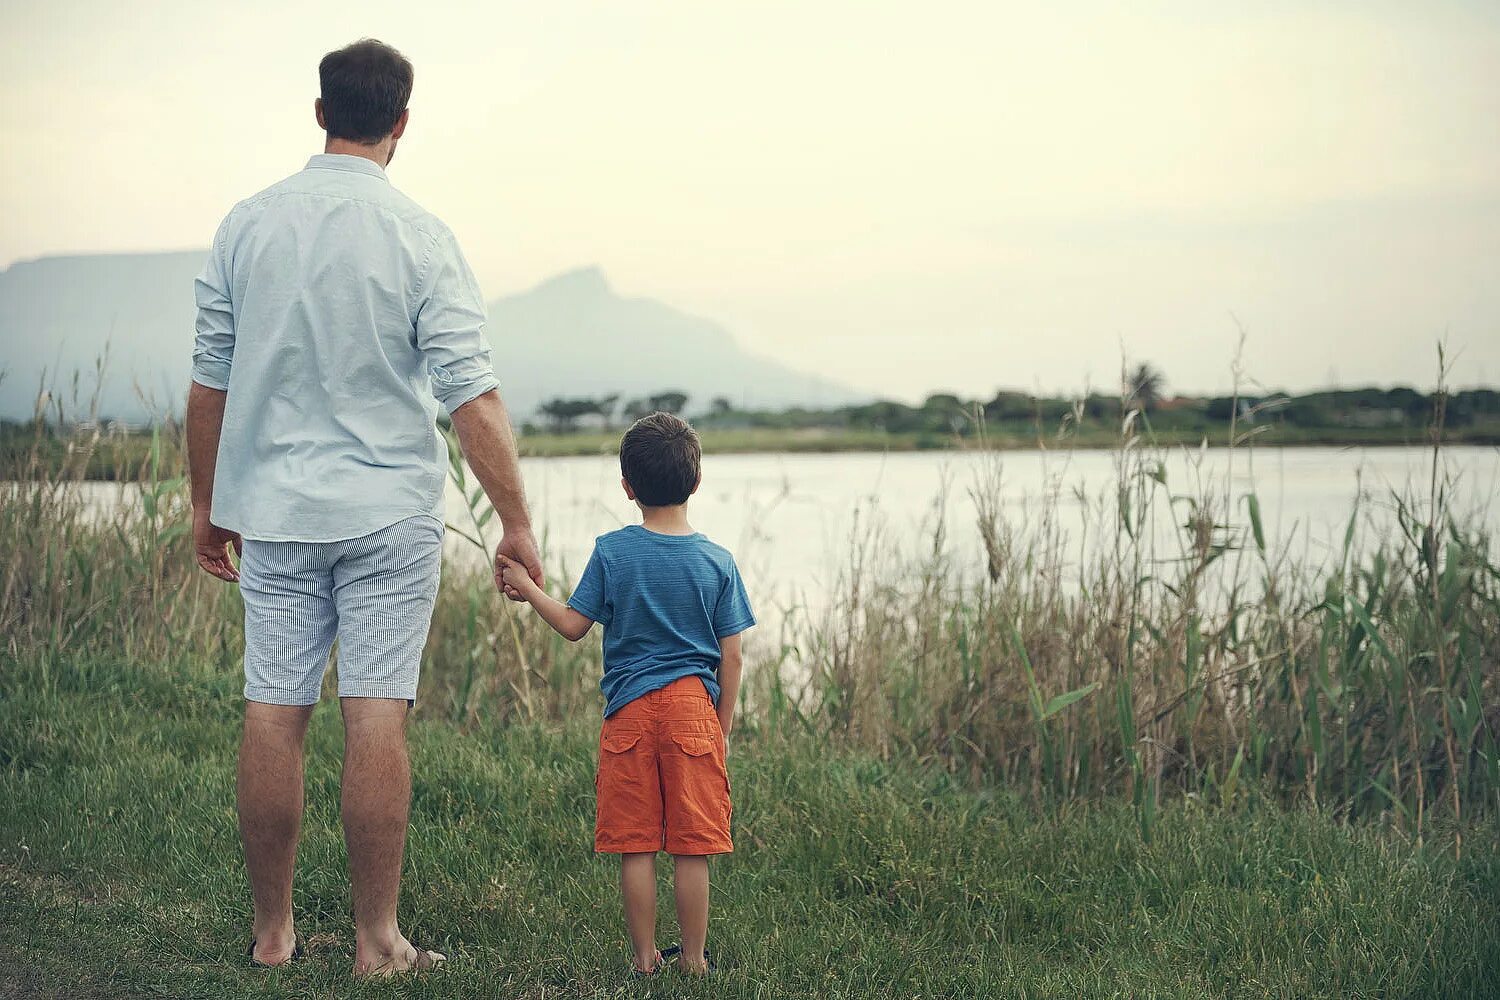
left=568, top=525, right=754, bottom=718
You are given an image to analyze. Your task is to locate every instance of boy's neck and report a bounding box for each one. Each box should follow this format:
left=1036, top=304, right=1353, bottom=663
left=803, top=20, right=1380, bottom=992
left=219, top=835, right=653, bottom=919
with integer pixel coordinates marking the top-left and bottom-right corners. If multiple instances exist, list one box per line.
left=639, top=503, right=694, bottom=536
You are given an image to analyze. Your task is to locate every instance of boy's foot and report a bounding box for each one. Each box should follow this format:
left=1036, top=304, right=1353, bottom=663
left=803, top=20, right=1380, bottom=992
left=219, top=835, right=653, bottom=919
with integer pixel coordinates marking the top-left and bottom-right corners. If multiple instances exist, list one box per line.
left=661, top=944, right=714, bottom=976
left=630, top=950, right=664, bottom=975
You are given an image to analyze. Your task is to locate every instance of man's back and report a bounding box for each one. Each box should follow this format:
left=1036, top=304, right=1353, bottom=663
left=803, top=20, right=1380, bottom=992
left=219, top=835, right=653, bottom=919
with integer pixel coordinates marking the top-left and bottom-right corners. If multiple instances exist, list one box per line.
left=192, top=153, right=497, bottom=542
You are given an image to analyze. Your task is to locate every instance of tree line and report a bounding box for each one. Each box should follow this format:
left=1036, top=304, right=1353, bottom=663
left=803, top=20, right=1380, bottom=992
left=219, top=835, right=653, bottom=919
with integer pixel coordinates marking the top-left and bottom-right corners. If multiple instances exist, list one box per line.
left=528, top=363, right=1500, bottom=437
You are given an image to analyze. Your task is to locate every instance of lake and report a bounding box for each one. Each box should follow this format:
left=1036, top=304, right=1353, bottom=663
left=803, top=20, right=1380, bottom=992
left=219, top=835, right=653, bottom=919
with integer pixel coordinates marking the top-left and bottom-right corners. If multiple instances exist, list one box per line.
left=448, top=445, right=1500, bottom=619
left=52, top=444, right=1500, bottom=632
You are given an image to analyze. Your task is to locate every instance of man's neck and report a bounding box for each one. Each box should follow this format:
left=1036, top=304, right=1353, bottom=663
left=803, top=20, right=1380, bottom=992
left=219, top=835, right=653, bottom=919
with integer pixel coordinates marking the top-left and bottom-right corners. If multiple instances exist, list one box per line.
left=640, top=504, right=694, bottom=536
left=323, top=137, right=391, bottom=168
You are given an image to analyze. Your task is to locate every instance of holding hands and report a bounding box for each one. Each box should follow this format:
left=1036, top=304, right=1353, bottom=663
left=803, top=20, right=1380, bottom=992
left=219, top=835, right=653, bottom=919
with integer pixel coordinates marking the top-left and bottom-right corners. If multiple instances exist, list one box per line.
left=496, top=551, right=595, bottom=642
left=495, top=529, right=544, bottom=601
left=496, top=551, right=542, bottom=602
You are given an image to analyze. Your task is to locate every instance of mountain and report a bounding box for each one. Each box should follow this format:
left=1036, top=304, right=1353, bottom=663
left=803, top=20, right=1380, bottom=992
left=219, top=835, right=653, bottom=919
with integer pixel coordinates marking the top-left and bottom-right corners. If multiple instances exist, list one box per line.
left=0, top=251, right=208, bottom=422
left=488, top=266, right=859, bottom=418
left=0, top=252, right=864, bottom=423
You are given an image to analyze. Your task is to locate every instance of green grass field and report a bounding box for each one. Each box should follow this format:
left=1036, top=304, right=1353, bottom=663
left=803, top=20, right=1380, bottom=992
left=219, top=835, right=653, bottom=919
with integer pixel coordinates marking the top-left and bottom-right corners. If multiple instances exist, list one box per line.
left=3, top=652, right=1498, bottom=999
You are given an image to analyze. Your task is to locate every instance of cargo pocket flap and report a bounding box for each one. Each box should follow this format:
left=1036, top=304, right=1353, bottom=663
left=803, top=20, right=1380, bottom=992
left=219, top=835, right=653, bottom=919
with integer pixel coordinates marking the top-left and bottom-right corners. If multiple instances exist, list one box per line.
left=602, top=731, right=645, bottom=754
left=670, top=732, right=716, bottom=757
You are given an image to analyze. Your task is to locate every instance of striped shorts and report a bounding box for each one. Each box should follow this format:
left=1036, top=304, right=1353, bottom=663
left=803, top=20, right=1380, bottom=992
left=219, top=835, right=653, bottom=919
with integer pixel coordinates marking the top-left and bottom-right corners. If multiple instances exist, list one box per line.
left=238, top=515, right=443, bottom=705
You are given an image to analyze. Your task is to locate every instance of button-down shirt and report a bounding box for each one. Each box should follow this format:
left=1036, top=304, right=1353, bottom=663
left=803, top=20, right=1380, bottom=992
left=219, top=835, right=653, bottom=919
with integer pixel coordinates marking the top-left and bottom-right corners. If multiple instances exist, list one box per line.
left=192, top=153, right=499, bottom=541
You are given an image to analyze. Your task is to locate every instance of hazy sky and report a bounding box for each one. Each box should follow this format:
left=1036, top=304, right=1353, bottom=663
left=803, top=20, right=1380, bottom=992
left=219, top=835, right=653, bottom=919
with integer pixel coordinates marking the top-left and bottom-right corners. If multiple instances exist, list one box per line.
left=2, top=1, right=1497, bottom=400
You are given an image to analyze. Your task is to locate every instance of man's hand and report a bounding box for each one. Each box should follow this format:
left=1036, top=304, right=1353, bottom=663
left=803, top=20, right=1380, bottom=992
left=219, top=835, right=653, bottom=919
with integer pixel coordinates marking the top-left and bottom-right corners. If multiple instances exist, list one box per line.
left=495, top=553, right=540, bottom=603
left=496, top=553, right=594, bottom=642
left=495, top=529, right=543, bottom=601
left=194, top=509, right=242, bottom=582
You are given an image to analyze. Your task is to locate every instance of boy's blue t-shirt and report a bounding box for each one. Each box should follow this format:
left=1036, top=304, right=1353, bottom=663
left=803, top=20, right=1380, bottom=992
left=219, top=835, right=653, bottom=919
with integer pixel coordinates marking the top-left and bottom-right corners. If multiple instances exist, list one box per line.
left=566, top=524, right=755, bottom=718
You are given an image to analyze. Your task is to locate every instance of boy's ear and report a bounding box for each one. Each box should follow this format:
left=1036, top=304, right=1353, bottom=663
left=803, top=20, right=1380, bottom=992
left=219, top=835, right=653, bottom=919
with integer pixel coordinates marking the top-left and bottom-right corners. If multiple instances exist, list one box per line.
left=690, top=473, right=701, bottom=496
left=621, top=477, right=636, bottom=501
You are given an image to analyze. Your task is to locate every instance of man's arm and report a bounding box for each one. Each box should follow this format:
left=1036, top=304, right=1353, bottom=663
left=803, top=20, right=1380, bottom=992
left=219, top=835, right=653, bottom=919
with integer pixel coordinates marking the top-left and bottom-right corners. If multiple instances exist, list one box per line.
left=716, top=633, right=744, bottom=737
left=186, top=381, right=241, bottom=582
left=449, top=390, right=543, bottom=594
left=413, top=227, right=540, bottom=597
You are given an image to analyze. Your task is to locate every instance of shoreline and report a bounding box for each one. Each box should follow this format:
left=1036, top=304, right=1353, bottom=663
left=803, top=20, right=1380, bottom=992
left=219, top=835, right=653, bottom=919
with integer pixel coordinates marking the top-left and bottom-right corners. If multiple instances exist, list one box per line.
left=517, top=427, right=1500, bottom=458
left=5, top=424, right=1498, bottom=481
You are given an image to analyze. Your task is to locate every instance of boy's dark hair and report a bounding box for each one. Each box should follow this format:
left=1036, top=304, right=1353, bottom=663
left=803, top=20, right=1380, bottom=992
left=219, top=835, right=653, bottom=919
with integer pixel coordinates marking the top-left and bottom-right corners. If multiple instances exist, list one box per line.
left=620, top=412, right=701, bottom=507
left=318, top=39, right=414, bottom=144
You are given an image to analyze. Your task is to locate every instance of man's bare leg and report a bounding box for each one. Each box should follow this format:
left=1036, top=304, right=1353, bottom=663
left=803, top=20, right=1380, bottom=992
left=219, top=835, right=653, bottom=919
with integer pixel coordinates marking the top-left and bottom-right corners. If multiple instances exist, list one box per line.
left=672, top=855, right=710, bottom=974
left=620, top=852, right=660, bottom=972
left=342, top=697, right=443, bottom=976
left=238, top=701, right=315, bottom=966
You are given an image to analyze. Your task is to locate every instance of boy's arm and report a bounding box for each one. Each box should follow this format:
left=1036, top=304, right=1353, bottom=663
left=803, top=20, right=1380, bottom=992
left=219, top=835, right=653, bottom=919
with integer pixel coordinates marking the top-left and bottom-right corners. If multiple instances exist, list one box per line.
left=497, top=554, right=594, bottom=641
left=716, top=633, right=744, bottom=737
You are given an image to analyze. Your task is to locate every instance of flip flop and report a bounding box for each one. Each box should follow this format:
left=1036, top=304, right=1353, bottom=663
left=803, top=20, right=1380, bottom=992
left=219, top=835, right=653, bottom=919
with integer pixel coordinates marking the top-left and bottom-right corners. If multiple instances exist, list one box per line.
left=246, top=934, right=304, bottom=967
left=661, top=944, right=716, bottom=974
left=408, top=944, right=446, bottom=972
left=355, top=942, right=447, bottom=977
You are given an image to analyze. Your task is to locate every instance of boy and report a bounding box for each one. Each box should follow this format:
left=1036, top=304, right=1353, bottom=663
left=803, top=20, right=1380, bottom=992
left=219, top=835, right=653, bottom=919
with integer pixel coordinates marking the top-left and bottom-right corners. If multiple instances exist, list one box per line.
left=497, top=411, right=754, bottom=976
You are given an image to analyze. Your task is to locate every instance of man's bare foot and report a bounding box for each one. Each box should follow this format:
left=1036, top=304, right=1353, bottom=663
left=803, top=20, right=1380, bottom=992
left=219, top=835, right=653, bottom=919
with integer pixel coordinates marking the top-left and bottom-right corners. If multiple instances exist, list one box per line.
left=352, top=934, right=446, bottom=978
left=248, top=925, right=299, bottom=967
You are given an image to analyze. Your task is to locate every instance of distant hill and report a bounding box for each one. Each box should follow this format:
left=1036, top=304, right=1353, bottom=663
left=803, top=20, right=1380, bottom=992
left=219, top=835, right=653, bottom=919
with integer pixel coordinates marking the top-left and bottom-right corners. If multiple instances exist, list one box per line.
left=0, top=252, right=864, bottom=423
left=488, top=266, right=858, bottom=418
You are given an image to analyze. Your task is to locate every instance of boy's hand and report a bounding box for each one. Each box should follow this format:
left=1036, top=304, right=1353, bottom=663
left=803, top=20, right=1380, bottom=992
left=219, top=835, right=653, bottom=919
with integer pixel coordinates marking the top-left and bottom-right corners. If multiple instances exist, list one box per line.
left=495, top=553, right=539, bottom=601
left=495, top=529, right=543, bottom=601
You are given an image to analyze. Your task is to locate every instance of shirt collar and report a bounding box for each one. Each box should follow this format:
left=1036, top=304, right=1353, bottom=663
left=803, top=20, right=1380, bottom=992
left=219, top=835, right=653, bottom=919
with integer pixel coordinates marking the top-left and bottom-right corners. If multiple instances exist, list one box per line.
left=304, top=153, right=389, bottom=180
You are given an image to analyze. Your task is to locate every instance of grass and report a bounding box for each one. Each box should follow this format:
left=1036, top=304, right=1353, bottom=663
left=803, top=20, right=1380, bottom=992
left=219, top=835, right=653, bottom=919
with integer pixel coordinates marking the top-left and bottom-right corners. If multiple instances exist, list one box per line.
left=3, top=652, right=1499, bottom=999
left=4, top=355, right=1500, bottom=995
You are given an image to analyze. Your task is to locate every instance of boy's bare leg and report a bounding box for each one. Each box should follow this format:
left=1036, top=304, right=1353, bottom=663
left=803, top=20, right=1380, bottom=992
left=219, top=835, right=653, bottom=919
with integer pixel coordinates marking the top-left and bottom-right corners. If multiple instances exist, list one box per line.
left=238, top=702, right=315, bottom=965
left=620, top=852, right=660, bottom=971
left=342, top=697, right=443, bottom=976
left=672, top=854, right=710, bottom=974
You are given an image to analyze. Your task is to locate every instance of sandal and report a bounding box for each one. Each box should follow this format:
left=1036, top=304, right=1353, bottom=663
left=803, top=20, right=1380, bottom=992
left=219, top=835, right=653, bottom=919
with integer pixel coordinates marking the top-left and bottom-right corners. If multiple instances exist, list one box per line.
left=354, top=941, right=447, bottom=978
left=407, top=944, right=445, bottom=972
left=246, top=934, right=304, bottom=967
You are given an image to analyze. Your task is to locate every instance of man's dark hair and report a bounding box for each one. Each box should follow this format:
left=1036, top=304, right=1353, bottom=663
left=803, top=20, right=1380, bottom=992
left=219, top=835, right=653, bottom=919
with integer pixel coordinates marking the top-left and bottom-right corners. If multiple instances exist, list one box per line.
left=620, top=412, right=701, bottom=507
left=318, top=39, right=414, bottom=144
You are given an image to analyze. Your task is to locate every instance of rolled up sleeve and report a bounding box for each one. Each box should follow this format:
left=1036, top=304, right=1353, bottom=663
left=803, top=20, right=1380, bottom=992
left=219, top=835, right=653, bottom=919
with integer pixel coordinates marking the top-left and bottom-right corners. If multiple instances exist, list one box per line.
left=415, top=228, right=499, bottom=413
left=191, top=219, right=235, bottom=391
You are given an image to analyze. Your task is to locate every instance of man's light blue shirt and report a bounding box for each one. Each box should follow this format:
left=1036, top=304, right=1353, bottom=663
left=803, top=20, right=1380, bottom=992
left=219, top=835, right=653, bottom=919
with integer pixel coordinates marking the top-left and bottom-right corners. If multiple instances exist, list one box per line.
left=192, top=153, right=499, bottom=542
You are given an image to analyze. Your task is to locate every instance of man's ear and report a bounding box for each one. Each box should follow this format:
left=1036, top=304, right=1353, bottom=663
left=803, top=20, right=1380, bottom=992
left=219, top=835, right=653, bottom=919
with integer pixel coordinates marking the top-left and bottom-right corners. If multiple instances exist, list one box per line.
left=390, top=108, right=410, bottom=141
left=314, top=98, right=326, bottom=131
left=621, top=477, right=636, bottom=501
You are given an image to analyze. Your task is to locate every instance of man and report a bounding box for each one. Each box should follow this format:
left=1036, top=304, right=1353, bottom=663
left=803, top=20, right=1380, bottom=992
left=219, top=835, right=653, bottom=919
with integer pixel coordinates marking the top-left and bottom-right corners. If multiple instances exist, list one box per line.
left=186, top=38, right=541, bottom=976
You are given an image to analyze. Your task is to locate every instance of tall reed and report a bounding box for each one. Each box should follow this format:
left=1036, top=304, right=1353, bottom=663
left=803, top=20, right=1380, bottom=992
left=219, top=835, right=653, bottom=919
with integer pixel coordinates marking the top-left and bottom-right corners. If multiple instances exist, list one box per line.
left=3, top=362, right=1495, bottom=852
left=752, top=355, right=1498, bottom=849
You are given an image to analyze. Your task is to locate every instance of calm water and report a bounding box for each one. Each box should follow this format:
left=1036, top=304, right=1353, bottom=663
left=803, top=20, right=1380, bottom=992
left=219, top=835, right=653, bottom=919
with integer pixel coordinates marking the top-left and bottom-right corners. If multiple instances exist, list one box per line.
left=449, top=446, right=1500, bottom=616
left=56, top=445, right=1500, bottom=629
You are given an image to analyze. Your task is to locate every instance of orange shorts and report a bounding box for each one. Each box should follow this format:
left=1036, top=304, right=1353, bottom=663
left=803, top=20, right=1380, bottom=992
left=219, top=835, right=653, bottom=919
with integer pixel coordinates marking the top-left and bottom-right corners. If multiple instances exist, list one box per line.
left=595, top=676, right=733, bottom=856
